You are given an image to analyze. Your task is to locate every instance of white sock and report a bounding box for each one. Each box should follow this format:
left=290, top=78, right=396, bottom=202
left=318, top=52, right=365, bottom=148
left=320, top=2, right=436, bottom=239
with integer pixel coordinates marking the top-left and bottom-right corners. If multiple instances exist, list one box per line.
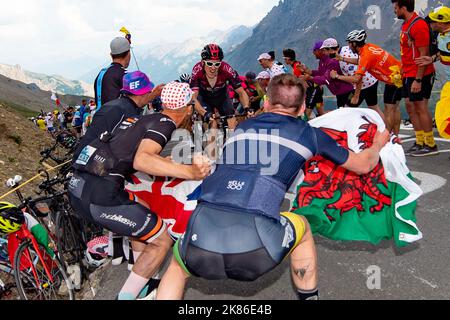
left=119, top=272, right=150, bottom=300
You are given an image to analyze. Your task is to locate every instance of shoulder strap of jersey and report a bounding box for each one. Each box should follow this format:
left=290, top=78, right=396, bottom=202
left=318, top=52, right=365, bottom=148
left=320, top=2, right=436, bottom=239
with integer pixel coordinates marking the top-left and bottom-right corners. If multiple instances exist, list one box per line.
left=96, top=64, right=114, bottom=110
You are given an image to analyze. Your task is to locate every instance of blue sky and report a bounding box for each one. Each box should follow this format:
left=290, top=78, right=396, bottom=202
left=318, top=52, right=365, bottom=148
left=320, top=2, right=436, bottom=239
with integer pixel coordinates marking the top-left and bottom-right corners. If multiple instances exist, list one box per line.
left=0, top=0, right=279, bottom=78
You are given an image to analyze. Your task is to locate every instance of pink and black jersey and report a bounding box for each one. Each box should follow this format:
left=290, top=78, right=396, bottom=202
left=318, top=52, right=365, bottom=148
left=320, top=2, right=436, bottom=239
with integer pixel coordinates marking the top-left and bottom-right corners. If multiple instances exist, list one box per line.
left=190, top=61, right=242, bottom=99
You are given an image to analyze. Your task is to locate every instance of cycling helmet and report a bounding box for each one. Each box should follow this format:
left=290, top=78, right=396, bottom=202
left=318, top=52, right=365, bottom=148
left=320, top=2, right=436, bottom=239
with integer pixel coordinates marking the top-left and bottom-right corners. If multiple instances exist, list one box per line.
left=0, top=202, right=25, bottom=235
left=201, top=44, right=224, bottom=61
left=85, top=250, right=107, bottom=268
left=347, top=30, right=367, bottom=43
left=85, top=236, right=109, bottom=268
left=180, top=73, right=192, bottom=84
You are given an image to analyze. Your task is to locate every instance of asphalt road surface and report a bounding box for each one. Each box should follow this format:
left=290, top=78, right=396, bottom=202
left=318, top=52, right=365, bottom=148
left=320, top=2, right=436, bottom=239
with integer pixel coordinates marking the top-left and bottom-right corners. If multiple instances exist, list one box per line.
left=94, top=128, right=450, bottom=300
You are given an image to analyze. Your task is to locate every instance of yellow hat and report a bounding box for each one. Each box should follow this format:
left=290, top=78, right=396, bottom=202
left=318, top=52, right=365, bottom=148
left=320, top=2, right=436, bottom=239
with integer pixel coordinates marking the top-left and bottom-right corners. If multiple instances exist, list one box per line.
left=429, top=6, right=450, bottom=23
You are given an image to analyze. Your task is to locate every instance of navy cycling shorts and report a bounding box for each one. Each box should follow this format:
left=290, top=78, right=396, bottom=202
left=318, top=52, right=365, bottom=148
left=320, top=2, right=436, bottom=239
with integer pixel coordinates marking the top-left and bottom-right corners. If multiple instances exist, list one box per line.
left=174, top=203, right=305, bottom=282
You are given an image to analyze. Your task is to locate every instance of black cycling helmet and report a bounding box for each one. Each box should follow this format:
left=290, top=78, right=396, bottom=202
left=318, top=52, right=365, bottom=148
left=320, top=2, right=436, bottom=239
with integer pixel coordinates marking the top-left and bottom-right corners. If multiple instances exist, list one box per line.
left=201, top=44, right=224, bottom=61
left=245, top=71, right=257, bottom=80
left=0, top=202, right=25, bottom=234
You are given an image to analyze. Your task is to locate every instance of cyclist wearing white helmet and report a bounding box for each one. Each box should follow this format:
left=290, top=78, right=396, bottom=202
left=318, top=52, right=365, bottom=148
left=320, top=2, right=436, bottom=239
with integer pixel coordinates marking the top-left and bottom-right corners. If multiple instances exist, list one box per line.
left=331, top=30, right=404, bottom=135
left=337, top=31, right=382, bottom=118
left=179, top=73, right=192, bottom=84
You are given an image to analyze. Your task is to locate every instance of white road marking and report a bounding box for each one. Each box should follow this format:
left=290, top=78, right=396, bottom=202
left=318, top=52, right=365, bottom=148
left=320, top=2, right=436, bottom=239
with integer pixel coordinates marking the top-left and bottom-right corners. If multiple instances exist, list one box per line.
left=411, top=172, right=447, bottom=195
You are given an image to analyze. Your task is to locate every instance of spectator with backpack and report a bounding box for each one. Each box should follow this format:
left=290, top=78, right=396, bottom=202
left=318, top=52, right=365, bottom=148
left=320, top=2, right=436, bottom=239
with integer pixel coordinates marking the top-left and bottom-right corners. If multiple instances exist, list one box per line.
left=392, top=0, right=438, bottom=157
left=415, top=6, right=450, bottom=148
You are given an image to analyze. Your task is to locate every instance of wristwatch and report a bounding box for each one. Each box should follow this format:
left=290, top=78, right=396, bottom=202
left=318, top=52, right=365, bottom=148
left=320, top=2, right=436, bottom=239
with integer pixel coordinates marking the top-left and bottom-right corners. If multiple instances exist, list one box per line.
left=414, top=78, right=422, bottom=83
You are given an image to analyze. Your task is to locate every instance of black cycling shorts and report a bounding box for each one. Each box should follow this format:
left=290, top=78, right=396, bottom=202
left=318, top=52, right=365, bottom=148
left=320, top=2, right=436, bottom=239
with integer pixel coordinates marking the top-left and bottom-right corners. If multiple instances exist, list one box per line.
left=402, top=73, right=435, bottom=102
left=174, top=203, right=305, bottom=282
left=305, top=85, right=324, bottom=110
left=336, top=90, right=355, bottom=108
left=384, top=84, right=403, bottom=105
left=197, top=94, right=235, bottom=117
left=68, top=172, right=165, bottom=243
left=350, top=82, right=379, bottom=107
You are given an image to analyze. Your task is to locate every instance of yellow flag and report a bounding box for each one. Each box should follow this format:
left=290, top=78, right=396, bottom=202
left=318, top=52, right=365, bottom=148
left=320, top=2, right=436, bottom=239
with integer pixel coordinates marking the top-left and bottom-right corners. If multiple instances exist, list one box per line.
left=120, top=27, right=130, bottom=36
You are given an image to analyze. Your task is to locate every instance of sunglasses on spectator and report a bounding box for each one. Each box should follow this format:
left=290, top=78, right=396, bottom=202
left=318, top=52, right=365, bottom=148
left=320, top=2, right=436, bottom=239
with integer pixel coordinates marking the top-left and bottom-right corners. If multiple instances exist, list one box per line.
left=205, top=61, right=222, bottom=68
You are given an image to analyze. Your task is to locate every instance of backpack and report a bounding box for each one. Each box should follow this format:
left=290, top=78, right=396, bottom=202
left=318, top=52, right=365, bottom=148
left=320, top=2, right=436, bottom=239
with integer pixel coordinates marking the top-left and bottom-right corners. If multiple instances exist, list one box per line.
left=404, top=16, right=439, bottom=57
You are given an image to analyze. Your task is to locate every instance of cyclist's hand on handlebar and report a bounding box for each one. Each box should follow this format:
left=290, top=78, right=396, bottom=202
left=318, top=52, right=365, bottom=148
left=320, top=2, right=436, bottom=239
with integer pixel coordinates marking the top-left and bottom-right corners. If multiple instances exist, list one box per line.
left=246, top=108, right=256, bottom=118
left=190, top=154, right=212, bottom=180
left=203, top=112, right=214, bottom=123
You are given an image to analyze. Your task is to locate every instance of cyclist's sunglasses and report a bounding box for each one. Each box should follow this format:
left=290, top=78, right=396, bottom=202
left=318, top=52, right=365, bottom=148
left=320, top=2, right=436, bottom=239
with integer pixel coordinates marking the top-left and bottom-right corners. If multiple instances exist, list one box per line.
left=204, top=61, right=222, bottom=68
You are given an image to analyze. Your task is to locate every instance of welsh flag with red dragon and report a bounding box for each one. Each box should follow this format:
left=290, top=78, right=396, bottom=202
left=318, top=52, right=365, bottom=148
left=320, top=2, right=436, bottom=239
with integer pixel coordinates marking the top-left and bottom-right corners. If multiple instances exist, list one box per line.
left=291, top=109, right=423, bottom=247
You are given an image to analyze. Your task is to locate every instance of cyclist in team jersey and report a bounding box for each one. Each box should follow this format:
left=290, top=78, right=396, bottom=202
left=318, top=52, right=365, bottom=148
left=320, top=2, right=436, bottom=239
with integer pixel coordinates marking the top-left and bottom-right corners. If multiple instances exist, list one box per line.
left=156, top=74, right=390, bottom=301
left=190, top=44, right=251, bottom=130
left=331, top=30, right=404, bottom=136
left=336, top=31, right=385, bottom=122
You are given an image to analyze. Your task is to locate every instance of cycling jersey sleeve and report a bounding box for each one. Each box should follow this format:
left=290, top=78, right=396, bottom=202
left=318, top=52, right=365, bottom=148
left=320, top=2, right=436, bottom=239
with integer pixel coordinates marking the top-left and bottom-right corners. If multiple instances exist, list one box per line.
left=314, top=128, right=350, bottom=165
left=355, top=51, right=370, bottom=77
left=142, top=120, right=177, bottom=148
left=226, top=65, right=243, bottom=90
left=190, top=63, right=203, bottom=92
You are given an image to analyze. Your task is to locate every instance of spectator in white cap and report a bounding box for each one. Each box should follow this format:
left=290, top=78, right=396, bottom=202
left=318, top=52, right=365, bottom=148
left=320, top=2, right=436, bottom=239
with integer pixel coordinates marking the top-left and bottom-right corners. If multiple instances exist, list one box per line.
left=94, top=37, right=132, bottom=109
left=258, top=52, right=286, bottom=79
left=300, top=38, right=355, bottom=109
left=254, top=71, right=271, bottom=112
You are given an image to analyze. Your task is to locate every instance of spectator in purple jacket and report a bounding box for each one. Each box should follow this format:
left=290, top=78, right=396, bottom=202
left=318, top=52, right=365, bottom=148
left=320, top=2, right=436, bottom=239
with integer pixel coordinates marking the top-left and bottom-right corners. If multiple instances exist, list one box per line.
left=300, top=38, right=355, bottom=109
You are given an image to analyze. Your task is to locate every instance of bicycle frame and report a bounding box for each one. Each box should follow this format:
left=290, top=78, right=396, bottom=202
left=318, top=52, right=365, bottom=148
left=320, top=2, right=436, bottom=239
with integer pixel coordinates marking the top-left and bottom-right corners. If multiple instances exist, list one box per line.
left=11, top=225, right=55, bottom=288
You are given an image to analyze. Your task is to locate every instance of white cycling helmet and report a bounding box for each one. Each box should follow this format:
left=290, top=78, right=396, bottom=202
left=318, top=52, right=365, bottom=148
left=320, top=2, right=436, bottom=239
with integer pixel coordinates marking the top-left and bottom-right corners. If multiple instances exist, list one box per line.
left=180, top=73, right=192, bottom=84
left=347, top=30, right=367, bottom=42
left=85, top=250, right=107, bottom=268
left=85, top=236, right=109, bottom=268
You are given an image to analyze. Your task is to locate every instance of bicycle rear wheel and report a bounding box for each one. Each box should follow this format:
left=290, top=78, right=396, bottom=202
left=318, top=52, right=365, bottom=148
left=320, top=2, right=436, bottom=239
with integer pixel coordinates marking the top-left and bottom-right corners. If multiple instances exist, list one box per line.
left=13, top=240, right=74, bottom=300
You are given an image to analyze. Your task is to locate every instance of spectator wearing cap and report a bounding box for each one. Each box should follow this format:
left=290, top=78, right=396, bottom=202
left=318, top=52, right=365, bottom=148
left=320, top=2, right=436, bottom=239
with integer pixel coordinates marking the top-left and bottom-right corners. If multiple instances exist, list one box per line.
left=244, top=72, right=265, bottom=111
left=302, top=41, right=327, bottom=119
left=94, top=37, right=132, bottom=109
left=258, top=52, right=286, bottom=79
left=301, top=38, right=355, bottom=109
left=255, top=71, right=271, bottom=112
left=76, top=71, right=165, bottom=163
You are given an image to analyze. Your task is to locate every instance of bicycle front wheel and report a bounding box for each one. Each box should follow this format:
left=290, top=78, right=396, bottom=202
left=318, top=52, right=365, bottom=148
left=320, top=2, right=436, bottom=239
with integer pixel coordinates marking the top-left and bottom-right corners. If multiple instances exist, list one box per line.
left=13, top=240, right=75, bottom=300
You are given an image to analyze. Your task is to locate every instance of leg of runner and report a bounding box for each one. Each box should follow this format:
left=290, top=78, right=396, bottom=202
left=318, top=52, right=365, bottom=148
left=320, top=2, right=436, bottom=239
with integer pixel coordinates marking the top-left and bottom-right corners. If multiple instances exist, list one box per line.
left=118, top=230, right=173, bottom=300
left=156, top=256, right=190, bottom=300
left=405, top=99, right=424, bottom=142
left=290, top=217, right=319, bottom=299
left=385, top=103, right=401, bottom=136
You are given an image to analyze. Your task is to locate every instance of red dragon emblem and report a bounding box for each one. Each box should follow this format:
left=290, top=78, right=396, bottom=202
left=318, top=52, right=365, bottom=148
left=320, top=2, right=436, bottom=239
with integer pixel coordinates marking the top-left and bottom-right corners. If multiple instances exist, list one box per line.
left=293, top=117, right=391, bottom=221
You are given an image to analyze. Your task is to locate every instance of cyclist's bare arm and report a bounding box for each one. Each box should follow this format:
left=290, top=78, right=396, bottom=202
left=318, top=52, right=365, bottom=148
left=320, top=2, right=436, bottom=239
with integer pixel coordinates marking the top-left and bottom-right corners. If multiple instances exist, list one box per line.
left=134, top=139, right=211, bottom=181
left=235, top=87, right=250, bottom=110
left=337, top=55, right=359, bottom=65
left=192, top=91, right=207, bottom=117
left=340, top=129, right=389, bottom=175
left=353, top=78, right=364, bottom=102
left=333, top=72, right=363, bottom=85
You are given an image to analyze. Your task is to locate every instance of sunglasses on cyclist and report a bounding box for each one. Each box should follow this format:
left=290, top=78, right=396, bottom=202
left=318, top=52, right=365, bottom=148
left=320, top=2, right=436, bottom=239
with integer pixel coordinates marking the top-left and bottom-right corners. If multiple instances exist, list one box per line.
left=204, top=61, right=222, bottom=68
